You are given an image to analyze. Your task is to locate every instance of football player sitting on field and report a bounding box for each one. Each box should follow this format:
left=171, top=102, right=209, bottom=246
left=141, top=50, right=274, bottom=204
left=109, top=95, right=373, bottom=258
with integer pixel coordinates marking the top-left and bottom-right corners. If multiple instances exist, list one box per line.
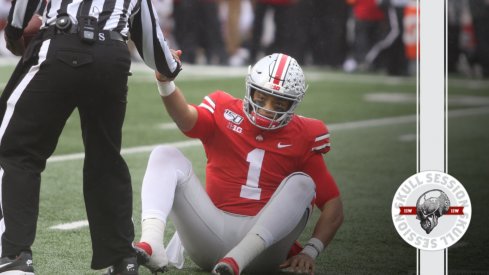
left=134, top=53, right=344, bottom=275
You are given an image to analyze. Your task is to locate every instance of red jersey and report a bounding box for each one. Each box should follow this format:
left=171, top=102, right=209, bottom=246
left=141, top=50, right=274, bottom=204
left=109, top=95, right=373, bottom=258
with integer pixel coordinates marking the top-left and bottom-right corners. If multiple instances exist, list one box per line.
left=184, top=91, right=340, bottom=216
left=352, top=0, right=385, bottom=21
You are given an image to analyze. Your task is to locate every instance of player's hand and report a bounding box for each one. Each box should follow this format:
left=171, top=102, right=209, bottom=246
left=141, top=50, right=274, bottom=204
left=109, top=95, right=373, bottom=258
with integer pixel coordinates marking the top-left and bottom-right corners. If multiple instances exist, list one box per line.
left=156, top=49, right=182, bottom=82
left=4, top=33, right=25, bottom=56
left=279, top=253, right=315, bottom=275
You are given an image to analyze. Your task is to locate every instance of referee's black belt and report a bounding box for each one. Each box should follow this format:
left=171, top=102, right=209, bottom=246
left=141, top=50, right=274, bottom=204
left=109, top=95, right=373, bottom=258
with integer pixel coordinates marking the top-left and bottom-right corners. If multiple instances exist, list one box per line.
left=42, top=24, right=126, bottom=43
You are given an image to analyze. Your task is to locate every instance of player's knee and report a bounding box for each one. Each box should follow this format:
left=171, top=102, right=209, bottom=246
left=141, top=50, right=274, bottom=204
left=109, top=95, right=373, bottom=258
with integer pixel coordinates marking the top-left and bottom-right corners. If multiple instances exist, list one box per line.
left=149, top=145, right=192, bottom=177
left=150, top=145, right=184, bottom=163
left=285, top=172, right=315, bottom=194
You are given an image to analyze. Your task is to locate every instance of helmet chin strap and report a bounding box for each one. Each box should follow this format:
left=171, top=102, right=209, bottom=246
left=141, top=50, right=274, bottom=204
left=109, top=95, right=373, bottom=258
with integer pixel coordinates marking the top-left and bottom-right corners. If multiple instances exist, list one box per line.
left=251, top=110, right=283, bottom=129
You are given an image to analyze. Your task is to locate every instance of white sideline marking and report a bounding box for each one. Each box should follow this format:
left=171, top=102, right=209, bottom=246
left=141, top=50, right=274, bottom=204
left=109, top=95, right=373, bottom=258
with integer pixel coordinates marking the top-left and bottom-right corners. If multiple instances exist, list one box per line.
left=328, top=114, right=417, bottom=131
left=48, top=106, right=489, bottom=230
left=365, top=93, right=489, bottom=106
left=365, top=92, right=416, bottom=103
left=399, top=134, right=417, bottom=142
left=48, top=106, right=489, bottom=164
left=157, top=122, right=178, bottom=130
left=328, top=106, right=489, bottom=132
left=47, top=140, right=200, bottom=163
left=2, top=57, right=488, bottom=88
left=50, top=220, right=89, bottom=230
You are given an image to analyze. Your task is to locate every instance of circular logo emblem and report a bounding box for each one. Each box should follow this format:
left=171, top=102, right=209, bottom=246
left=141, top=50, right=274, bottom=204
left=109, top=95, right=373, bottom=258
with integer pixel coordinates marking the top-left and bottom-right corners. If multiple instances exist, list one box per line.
left=391, top=171, right=471, bottom=250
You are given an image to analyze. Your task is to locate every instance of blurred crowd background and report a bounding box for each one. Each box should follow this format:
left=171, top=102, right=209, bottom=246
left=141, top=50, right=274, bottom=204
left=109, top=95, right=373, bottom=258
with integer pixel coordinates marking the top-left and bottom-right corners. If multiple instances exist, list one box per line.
left=1, top=0, right=488, bottom=78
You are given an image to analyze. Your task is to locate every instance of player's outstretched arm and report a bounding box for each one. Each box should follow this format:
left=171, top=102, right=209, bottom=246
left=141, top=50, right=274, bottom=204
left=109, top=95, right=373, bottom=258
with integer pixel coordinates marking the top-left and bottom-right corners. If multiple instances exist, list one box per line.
left=155, top=50, right=197, bottom=132
left=159, top=83, right=198, bottom=132
left=280, top=197, right=343, bottom=275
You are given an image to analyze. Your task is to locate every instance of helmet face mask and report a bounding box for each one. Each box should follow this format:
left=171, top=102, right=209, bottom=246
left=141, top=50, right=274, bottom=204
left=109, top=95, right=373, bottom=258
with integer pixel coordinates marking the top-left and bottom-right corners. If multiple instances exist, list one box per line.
left=244, top=53, right=307, bottom=130
left=246, top=88, right=295, bottom=129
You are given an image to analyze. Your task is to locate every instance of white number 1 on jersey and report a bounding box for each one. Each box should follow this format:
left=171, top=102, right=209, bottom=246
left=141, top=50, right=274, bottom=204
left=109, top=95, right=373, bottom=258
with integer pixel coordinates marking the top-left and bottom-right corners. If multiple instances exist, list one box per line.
left=240, top=148, right=264, bottom=200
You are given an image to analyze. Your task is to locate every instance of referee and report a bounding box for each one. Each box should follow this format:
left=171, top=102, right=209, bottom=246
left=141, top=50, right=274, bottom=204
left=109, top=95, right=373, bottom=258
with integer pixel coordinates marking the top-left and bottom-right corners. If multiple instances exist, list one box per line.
left=0, top=0, right=181, bottom=274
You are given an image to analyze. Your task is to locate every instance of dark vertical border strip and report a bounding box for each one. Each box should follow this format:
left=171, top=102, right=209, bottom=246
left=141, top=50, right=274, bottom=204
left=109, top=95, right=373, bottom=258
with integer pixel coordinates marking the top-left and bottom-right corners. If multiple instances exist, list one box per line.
left=444, top=0, right=448, bottom=274
left=416, top=0, right=421, bottom=272
left=417, top=249, right=421, bottom=274
left=417, top=0, right=421, bottom=174
left=445, top=248, right=448, bottom=274
left=444, top=0, right=448, bottom=173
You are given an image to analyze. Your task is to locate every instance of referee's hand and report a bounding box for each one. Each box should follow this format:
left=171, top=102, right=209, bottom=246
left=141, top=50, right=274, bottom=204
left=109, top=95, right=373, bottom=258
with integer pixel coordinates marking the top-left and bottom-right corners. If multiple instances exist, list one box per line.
left=156, top=49, right=182, bottom=82
left=4, top=33, right=25, bottom=56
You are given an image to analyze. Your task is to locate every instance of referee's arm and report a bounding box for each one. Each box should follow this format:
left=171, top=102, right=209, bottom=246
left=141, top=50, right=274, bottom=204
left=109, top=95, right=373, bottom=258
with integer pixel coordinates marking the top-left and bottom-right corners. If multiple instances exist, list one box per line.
left=129, top=0, right=181, bottom=79
left=4, top=0, right=41, bottom=55
left=5, top=0, right=41, bottom=39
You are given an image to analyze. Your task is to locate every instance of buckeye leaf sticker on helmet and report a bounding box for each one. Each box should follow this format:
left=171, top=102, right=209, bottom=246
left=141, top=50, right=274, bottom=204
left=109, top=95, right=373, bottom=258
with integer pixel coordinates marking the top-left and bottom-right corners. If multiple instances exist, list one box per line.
left=243, top=53, right=308, bottom=130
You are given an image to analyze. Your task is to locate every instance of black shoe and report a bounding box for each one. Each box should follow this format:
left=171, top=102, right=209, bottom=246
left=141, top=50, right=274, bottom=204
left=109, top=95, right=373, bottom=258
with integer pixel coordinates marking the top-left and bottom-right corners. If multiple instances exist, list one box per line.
left=0, top=251, right=35, bottom=274
left=133, top=242, right=167, bottom=274
left=211, top=258, right=239, bottom=275
left=104, top=256, right=138, bottom=275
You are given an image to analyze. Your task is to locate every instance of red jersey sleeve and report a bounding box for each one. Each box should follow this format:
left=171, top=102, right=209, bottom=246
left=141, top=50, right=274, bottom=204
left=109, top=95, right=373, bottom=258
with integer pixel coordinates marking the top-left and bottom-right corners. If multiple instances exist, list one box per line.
left=309, top=121, right=331, bottom=154
left=183, top=92, right=222, bottom=140
left=302, top=154, right=340, bottom=208
left=300, top=118, right=338, bottom=207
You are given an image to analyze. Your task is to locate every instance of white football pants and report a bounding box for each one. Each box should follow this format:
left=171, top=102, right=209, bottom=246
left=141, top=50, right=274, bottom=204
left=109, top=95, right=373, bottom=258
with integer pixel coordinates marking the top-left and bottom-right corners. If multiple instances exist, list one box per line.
left=141, top=145, right=315, bottom=272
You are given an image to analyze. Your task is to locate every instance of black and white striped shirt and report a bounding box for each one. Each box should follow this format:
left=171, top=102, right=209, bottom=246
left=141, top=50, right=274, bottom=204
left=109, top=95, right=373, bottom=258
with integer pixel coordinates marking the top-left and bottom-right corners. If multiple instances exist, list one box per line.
left=5, top=0, right=180, bottom=77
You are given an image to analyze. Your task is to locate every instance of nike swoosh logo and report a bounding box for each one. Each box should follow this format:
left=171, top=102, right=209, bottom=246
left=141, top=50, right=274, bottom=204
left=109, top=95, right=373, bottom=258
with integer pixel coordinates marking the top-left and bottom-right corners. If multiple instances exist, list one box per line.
left=0, top=262, right=13, bottom=269
left=277, top=143, right=292, bottom=148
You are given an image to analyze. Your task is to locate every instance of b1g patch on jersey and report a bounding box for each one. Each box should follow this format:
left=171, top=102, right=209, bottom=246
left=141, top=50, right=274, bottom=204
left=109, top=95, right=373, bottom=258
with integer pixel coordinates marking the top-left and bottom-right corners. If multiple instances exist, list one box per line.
left=227, top=122, right=243, bottom=134
left=224, top=109, right=244, bottom=124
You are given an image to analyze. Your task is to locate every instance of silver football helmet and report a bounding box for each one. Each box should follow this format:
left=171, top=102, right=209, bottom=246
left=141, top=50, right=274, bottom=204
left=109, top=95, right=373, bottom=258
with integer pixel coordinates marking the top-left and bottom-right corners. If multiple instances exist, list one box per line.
left=244, top=53, right=308, bottom=130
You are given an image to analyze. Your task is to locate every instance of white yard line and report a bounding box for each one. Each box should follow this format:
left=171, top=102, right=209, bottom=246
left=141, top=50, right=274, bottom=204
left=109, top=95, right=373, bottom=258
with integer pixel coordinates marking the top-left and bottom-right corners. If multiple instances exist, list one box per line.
left=50, top=220, right=89, bottom=230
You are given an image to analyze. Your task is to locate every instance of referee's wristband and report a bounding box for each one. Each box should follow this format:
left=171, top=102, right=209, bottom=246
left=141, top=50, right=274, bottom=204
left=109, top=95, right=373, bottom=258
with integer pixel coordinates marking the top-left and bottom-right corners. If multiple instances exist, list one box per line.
left=156, top=80, right=176, bottom=97
left=299, top=238, right=324, bottom=260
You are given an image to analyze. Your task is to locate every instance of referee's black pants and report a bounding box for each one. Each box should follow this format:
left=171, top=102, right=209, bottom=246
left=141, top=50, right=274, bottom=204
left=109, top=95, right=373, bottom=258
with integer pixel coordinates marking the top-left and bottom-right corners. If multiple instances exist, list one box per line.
left=0, top=31, right=135, bottom=269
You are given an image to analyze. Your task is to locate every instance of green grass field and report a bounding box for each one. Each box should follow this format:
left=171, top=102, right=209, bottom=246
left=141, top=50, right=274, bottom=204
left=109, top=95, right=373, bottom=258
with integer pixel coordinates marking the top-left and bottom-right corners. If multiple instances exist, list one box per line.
left=0, top=61, right=488, bottom=274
